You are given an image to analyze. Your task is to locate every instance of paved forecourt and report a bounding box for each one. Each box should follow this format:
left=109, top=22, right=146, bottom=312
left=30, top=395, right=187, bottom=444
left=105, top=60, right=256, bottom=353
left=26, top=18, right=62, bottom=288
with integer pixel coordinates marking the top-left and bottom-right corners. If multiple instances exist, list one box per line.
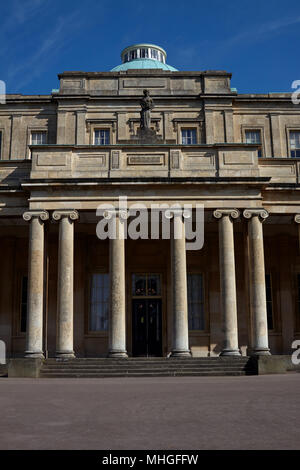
left=0, top=374, right=299, bottom=450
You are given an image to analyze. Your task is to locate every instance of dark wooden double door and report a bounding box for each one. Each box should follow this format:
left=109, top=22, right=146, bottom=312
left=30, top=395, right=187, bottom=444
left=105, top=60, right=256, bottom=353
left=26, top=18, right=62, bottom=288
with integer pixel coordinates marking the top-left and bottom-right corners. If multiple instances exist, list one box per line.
left=132, top=299, right=162, bottom=356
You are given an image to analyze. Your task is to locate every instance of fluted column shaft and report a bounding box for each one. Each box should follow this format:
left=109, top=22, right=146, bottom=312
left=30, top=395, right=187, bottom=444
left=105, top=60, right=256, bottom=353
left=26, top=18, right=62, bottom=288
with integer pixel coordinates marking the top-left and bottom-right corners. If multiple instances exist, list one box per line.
left=213, top=209, right=241, bottom=356
left=108, top=211, right=128, bottom=357
left=23, top=210, right=49, bottom=358
left=244, top=209, right=270, bottom=355
left=168, top=210, right=190, bottom=357
left=53, top=210, right=79, bottom=358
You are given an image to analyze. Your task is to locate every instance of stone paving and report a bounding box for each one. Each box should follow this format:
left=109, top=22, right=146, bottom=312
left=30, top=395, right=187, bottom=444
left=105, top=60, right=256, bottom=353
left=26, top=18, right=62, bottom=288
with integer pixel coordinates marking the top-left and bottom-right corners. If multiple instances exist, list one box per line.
left=0, top=374, right=299, bottom=450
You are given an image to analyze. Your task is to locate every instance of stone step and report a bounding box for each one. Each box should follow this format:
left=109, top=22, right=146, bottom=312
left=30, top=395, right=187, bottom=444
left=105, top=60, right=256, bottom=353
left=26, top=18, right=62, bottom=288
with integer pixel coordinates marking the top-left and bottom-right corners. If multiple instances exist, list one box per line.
left=45, top=356, right=249, bottom=361
left=42, top=361, right=250, bottom=368
left=40, top=370, right=247, bottom=378
left=44, top=359, right=250, bottom=365
left=42, top=364, right=247, bottom=371
left=39, top=357, right=256, bottom=377
left=41, top=366, right=249, bottom=374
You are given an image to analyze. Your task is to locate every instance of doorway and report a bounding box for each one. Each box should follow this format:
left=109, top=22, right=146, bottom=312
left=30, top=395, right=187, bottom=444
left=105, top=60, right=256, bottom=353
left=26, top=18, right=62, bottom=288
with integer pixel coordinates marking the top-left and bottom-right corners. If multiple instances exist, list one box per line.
left=131, top=273, right=163, bottom=357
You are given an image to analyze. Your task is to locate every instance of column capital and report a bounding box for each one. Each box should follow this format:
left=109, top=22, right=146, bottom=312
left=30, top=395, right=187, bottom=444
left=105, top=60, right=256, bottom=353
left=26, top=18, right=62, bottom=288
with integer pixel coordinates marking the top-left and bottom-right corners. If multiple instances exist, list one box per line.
left=52, top=209, right=79, bottom=222
left=294, top=214, right=300, bottom=224
left=213, top=209, right=240, bottom=220
left=23, top=210, right=49, bottom=222
left=243, top=209, right=269, bottom=221
left=102, top=209, right=129, bottom=220
left=164, top=208, right=192, bottom=220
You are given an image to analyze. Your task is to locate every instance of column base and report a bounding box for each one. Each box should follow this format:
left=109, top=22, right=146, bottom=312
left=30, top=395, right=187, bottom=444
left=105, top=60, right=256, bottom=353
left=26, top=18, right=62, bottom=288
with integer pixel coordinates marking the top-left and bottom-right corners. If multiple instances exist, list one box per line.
left=25, top=351, right=44, bottom=359
left=251, top=348, right=271, bottom=356
left=108, top=350, right=128, bottom=358
left=220, top=349, right=241, bottom=357
left=170, top=350, right=191, bottom=358
left=55, top=351, right=75, bottom=359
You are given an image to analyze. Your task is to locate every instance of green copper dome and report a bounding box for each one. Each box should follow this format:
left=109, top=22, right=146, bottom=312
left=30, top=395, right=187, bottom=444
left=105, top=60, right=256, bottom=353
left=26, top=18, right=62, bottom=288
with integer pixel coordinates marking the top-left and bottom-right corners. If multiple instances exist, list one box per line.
left=111, top=43, right=178, bottom=72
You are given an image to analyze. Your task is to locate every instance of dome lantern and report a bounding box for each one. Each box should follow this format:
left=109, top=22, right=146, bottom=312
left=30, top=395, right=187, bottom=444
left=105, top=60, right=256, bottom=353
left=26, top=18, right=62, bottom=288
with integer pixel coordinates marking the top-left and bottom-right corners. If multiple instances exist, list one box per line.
left=111, top=43, right=178, bottom=72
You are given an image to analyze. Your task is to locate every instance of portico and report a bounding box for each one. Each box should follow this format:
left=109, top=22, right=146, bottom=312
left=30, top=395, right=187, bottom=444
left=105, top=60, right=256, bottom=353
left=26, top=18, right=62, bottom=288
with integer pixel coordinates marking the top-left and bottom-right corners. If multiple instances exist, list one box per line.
left=18, top=194, right=299, bottom=359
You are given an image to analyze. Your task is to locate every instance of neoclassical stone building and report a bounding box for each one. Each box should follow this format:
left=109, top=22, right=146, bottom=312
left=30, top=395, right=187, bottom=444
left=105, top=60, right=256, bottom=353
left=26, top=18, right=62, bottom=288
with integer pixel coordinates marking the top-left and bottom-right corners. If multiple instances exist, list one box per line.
left=1, top=43, right=300, bottom=367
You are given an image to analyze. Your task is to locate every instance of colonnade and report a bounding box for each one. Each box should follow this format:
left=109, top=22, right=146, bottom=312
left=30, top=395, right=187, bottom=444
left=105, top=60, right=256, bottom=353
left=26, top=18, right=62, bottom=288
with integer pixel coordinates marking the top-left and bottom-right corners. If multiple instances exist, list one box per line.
left=22, top=208, right=300, bottom=358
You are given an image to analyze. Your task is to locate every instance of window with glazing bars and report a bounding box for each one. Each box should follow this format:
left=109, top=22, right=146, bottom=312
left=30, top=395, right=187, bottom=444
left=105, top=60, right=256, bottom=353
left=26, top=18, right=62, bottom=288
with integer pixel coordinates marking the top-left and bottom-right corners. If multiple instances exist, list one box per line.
left=20, top=276, right=28, bottom=333
left=89, top=273, right=109, bottom=331
left=187, top=273, right=205, bottom=330
left=94, top=129, right=110, bottom=145
left=290, top=131, right=300, bottom=158
left=245, top=130, right=262, bottom=157
left=265, top=273, right=274, bottom=330
left=31, top=131, right=46, bottom=145
left=181, top=129, right=197, bottom=145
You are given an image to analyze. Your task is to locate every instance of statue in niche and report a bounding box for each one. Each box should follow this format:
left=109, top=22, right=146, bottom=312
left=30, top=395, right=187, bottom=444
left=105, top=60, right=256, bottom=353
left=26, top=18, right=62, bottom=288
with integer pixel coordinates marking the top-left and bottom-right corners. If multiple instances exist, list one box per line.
left=140, top=89, right=154, bottom=130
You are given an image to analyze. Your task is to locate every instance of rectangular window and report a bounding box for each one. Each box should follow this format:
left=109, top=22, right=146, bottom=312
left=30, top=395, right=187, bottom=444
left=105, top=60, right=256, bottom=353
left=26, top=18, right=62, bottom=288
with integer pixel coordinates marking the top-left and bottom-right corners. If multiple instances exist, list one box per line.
left=245, top=130, right=262, bottom=157
left=31, top=131, right=47, bottom=145
left=130, top=50, right=137, bottom=60
left=94, top=129, right=110, bottom=145
left=265, top=274, right=274, bottom=330
left=151, top=49, right=158, bottom=59
left=89, top=273, right=109, bottom=331
left=181, top=129, right=197, bottom=145
left=20, top=276, right=28, bottom=333
left=187, top=273, right=205, bottom=330
left=290, top=131, right=300, bottom=158
left=132, top=273, right=161, bottom=297
left=140, top=48, right=148, bottom=58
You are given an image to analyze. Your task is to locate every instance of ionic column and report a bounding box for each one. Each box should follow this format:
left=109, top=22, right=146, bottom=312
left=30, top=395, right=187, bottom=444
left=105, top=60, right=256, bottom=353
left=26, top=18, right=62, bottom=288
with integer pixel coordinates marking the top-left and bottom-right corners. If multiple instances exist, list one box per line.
left=108, top=210, right=128, bottom=358
left=295, top=215, right=300, bottom=252
left=243, top=209, right=270, bottom=355
left=167, top=209, right=190, bottom=357
left=23, top=210, right=49, bottom=358
left=52, top=210, right=79, bottom=358
left=213, top=209, right=241, bottom=356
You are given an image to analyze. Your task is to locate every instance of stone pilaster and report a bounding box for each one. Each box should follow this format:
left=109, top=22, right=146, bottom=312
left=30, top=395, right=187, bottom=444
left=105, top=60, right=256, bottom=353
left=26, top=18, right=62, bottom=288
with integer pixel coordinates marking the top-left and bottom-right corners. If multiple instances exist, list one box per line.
left=213, top=209, right=241, bottom=356
left=243, top=209, right=270, bottom=355
left=167, top=209, right=191, bottom=357
left=10, top=115, right=23, bottom=159
left=52, top=210, right=79, bottom=358
left=56, top=110, right=66, bottom=144
left=108, top=210, right=128, bottom=358
left=76, top=110, right=86, bottom=145
left=23, top=210, right=49, bottom=358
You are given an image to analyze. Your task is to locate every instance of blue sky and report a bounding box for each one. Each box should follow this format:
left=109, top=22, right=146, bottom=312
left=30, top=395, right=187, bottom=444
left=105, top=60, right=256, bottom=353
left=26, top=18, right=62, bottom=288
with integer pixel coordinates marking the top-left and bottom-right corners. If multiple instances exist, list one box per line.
left=0, top=0, right=299, bottom=95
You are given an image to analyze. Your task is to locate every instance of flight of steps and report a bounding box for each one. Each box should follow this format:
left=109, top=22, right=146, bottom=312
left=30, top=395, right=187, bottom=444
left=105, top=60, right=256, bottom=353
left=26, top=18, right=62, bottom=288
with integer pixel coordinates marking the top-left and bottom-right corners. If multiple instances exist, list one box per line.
left=40, top=357, right=256, bottom=378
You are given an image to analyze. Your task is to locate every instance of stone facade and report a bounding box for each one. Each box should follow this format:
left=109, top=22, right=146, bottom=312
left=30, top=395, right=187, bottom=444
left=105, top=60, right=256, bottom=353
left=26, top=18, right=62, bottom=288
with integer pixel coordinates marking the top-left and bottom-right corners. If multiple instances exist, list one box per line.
left=0, top=54, right=300, bottom=360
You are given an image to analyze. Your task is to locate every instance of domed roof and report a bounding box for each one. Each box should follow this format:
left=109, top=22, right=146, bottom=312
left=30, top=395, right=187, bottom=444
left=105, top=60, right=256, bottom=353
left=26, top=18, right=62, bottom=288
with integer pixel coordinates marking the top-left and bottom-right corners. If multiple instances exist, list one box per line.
left=111, top=59, right=177, bottom=72
left=111, top=43, right=178, bottom=72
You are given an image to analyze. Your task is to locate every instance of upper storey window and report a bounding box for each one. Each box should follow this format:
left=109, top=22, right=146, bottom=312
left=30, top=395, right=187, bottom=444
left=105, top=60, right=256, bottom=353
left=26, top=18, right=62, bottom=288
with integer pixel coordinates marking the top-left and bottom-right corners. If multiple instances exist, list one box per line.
left=245, top=130, right=262, bottom=157
left=181, top=129, right=197, bottom=145
left=290, top=131, right=300, bottom=158
left=94, top=129, right=110, bottom=145
left=31, top=131, right=46, bottom=145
